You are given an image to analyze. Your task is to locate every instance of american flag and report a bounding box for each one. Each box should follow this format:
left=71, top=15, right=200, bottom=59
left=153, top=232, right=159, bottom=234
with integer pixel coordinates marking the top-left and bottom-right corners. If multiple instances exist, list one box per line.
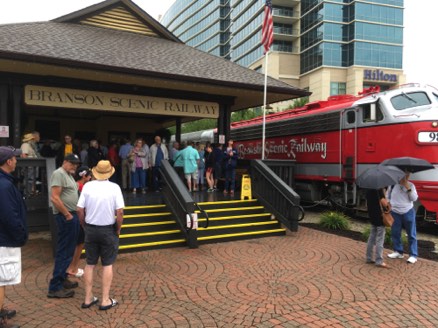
left=261, top=0, right=273, bottom=53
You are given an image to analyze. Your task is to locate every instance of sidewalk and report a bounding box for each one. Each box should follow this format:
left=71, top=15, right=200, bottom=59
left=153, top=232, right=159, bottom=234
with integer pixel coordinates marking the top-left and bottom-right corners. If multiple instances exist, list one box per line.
left=5, top=226, right=438, bottom=327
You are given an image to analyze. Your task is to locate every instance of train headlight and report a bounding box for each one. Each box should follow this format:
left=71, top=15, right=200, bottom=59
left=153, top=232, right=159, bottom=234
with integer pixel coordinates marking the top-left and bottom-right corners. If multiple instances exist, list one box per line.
left=433, top=122, right=438, bottom=128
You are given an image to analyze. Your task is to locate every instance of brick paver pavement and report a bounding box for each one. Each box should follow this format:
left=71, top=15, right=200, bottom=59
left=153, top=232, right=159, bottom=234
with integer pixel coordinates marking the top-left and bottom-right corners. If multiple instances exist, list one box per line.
left=4, top=227, right=438, bottom=327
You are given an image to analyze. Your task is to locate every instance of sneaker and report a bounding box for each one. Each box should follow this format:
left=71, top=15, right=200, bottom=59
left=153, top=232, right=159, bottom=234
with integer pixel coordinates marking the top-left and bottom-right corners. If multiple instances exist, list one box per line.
left=207, top=188, right=214, bottom=192
left=387, top=251, right=404, bottom=259
left=63, top=278, right=78, bottom=289
left=47, top=288, right=75, bottom=298
left=0, top=307, right=16, bottom=319
left=407, top=256, right=417, bottom=264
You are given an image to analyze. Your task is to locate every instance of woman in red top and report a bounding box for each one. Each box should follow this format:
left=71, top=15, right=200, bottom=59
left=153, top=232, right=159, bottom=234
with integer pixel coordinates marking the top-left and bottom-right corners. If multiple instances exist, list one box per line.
left=107, top=142, right=121, bottom=185
left=76, top=166, right=92, bottom=192
left=66, top=166, right=92, bottom=278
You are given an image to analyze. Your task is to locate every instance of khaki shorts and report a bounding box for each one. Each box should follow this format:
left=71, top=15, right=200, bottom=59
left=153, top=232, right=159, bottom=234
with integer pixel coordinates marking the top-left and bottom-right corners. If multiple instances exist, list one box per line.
left=0, top=247, right=21, bottom=286
left=185, top=171, right=199, bottom=181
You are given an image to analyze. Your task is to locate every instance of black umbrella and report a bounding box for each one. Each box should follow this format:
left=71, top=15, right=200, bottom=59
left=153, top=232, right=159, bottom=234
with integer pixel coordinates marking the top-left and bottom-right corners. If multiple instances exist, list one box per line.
left=356, top=165, right=405, bottom=189
left=381, top=156, right=435, bottom=173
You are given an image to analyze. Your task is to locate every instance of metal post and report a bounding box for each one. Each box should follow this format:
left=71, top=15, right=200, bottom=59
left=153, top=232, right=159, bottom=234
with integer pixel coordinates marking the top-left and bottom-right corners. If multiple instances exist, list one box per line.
left=262, top=51, right=269, bottom=160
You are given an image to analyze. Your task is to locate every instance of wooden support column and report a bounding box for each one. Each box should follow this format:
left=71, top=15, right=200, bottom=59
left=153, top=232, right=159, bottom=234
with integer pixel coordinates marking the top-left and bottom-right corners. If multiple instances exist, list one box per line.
left=0, top=84, right=8, bottom=146
left=12, top=85, right=23, bottom=147
left=175, top=117, right=182, bottom=142
left=217, top=103, right=231, bottom=144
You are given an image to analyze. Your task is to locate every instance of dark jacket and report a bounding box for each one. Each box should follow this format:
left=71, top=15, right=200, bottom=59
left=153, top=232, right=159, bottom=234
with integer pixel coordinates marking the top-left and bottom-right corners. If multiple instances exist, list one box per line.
left=213, top=147, right=224, bottom=164
left=223, top=147, right=238, bottom=169
left=366, top=189, right=385, bottom=226
left=0, top=169, right=28, bottom=247
left=56, top=143, right=79, bottom=167
left=87, top=147, right=105, bottom=168
left=205, top=151, right=216, bottom=169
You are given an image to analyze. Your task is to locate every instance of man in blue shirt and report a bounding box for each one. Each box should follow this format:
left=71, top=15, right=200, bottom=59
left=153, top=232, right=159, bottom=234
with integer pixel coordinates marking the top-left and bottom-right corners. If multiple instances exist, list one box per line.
left=149, top=136, right=168, bottom=192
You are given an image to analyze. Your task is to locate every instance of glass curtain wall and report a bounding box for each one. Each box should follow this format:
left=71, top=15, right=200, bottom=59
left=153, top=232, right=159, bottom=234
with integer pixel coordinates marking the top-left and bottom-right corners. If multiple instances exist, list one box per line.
left=300, top=0, right=403, bottom=74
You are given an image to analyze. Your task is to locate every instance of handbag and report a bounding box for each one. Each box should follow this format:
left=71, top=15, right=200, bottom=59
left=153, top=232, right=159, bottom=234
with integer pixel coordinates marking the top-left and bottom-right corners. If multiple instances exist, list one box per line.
left=127, top=152, right=135, bottom=163
left=381, top=210, right=394, bottom=227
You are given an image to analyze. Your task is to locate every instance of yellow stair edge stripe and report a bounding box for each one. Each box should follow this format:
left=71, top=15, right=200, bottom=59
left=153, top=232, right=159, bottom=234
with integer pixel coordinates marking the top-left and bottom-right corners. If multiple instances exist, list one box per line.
left=198, top=229, right=286, bottom=241
left=123, top=212, right=172, bottom=219
left=197, top=199, right=258, bottom=206
left=119, top=239, right=186, bottom=250
left=195, top=206, right=264, bottom=214
left=198, top=213, right=270, bottom=222
left=120, top=230, right=181, bottom=238
left=122, top=221, right=176, bottom=228
left=124, top=204, right=166, bottom=210
left=198, top=221, right=278, bottom=230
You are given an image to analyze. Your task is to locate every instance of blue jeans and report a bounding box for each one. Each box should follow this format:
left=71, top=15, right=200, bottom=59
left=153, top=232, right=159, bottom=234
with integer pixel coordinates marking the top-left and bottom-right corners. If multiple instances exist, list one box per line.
left=49, top=213, right=80, bottom=292
left=391, top=208, right=418, bottom=257
left=224, top=167, right=236, bottom=192
left=366, top=225, right=386, bottom=265
left=131, top=168, right=146, bottom=189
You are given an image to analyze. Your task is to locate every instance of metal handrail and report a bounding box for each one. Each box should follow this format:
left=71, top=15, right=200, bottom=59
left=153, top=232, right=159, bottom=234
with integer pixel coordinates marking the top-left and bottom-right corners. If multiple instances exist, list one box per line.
left=250, top=160, right=305, bottom=232
left=159, top=160, right=198, bottom=248
left=194, top=203, right=209, bottom=229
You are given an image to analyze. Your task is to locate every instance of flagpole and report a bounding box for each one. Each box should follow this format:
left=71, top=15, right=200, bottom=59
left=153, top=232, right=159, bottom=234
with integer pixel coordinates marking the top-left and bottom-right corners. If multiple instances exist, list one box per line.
left=261, top=50, right=269, bottom=160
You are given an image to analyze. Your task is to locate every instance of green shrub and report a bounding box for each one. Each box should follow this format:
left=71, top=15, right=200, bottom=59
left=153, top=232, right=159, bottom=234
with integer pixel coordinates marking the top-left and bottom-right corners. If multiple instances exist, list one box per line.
left=362, top=226, right=407, bottom=247
left=319, top=211, right=351, bottom=230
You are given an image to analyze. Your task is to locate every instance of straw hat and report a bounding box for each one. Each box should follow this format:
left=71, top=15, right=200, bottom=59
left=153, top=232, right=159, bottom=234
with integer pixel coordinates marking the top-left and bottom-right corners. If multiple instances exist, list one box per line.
left=22, top=133, right=34, bottom=142
left=92, top=160, right=115, bottom=180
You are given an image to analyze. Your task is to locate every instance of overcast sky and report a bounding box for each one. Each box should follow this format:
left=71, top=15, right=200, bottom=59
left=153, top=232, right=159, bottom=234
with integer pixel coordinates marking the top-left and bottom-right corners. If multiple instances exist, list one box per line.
left=0, top=0, right=435, bottom=88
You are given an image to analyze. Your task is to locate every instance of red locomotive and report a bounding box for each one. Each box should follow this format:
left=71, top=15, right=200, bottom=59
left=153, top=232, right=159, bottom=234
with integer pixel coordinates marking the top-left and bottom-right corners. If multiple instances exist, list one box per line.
left=231, top=84, right=438, bottom=222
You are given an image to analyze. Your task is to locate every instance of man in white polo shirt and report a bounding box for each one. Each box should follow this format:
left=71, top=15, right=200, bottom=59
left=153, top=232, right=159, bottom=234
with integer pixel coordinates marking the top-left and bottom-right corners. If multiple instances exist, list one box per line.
left=77, top=160, right=124, bottom=311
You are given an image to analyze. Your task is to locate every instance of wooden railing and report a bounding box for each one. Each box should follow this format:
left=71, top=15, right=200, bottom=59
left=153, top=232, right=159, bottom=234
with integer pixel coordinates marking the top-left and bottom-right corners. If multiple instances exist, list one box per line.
left=15, top=157, right=56, bottom=231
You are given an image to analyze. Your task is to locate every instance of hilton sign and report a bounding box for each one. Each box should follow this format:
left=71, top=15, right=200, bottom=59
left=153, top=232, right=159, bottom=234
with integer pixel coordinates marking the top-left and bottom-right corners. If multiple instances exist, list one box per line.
left=363, top=69, right=397, bottom=82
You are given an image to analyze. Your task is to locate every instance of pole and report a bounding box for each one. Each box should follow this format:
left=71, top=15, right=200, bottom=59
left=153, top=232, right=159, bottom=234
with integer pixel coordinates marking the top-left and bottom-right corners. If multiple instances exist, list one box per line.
left=261, top=51, right=269, bottom=160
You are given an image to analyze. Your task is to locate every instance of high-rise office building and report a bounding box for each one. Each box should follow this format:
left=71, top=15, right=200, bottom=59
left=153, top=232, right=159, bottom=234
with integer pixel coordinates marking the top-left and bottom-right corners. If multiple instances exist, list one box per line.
left=162, top=0, right=405, bottom=102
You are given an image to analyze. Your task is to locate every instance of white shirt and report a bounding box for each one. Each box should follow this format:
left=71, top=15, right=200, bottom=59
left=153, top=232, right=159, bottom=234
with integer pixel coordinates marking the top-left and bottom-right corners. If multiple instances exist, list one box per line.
left=77, top=180, right=124, bottom=226
left=387, top=182, right=418, bottom=215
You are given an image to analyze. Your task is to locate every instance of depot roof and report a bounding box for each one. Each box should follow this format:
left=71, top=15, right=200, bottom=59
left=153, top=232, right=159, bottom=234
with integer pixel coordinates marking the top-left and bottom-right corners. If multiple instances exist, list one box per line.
left=0, top=0, right=310, bottom=111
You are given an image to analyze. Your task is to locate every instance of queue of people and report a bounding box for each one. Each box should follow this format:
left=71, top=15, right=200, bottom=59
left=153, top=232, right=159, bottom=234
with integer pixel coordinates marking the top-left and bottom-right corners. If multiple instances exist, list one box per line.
left=171, top=139, right=239, bottom=195
left=17, top=131, right=243, bottom=196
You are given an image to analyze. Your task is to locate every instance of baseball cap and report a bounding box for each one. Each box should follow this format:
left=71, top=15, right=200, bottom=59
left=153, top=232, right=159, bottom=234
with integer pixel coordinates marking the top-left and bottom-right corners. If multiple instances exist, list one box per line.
left=0, top=146, right=22, bottom=164
left=64, top=153, right=81, bottom=164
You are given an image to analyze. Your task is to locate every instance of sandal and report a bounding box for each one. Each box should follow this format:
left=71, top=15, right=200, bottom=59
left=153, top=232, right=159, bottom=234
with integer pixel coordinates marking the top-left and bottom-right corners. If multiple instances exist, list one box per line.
left=376, top=263, right=389, bottom=269
left=99, top=298, right=118, bottom=311
left=81, top=296, right=99, bottom=309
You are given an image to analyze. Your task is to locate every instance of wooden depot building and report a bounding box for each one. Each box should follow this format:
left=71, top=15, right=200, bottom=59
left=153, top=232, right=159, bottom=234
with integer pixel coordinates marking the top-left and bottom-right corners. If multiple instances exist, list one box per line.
left=0, top=0, right=309, bottom=147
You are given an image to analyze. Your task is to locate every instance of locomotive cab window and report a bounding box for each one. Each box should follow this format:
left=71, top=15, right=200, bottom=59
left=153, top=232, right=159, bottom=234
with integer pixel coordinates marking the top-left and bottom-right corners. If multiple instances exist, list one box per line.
left=346, top=110, right=356, bottom=124
left=362, top=102, right=384, bottom=123
left=391, top=91, right=431, bottom=110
